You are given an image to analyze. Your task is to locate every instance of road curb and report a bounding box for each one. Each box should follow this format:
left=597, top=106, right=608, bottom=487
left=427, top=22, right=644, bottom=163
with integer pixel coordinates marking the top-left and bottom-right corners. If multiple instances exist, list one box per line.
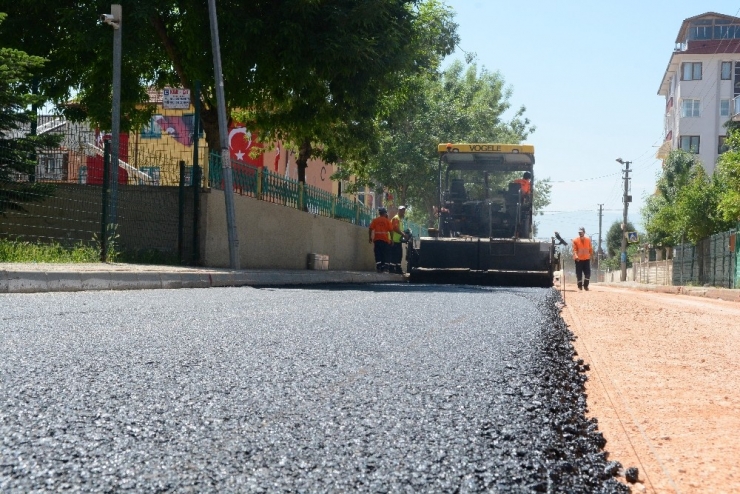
left=0, top=267, right=403, bottom=294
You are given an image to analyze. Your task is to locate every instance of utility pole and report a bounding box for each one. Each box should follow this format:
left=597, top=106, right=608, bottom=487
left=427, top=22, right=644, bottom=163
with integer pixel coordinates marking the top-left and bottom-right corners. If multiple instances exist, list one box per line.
left=615, top=158, right=631, bottom=281
left=597, top=204, right=603, bottom=280
left=208, top=0, right=240, bottom=269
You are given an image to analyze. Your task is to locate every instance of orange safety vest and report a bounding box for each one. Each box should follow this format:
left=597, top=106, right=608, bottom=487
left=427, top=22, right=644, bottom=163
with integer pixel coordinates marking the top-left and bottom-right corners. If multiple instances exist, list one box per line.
left=512, top=178, right=531, bottom=195
left=369, top=216, right=393, bottom=244
left=572, top=236, right=593, bottom=261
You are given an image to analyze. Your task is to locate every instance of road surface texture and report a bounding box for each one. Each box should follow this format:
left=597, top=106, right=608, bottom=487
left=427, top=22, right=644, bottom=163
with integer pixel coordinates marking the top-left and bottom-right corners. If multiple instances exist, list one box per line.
left=561, top=283, right=740, bottom=493
left=1, top=284, right=625, bottom=492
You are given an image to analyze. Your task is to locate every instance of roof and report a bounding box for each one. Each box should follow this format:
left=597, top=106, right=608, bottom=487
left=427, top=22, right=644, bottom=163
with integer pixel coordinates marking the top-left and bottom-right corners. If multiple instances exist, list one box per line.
left=674, top=12, right=740, bottom=44
left=658, top=12, right=740, bottom=95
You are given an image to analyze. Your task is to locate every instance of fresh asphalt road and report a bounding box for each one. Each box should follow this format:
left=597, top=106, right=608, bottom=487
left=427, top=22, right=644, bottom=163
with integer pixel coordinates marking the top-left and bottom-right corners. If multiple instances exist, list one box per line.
left=0, top=284, right=624, bottom=493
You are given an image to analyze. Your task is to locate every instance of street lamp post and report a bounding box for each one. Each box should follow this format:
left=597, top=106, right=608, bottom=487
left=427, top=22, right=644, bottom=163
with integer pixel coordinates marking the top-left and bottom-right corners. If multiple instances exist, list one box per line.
left=101, top=5, right=122, bottom=225
left=616, top=158, right=632, bottom=282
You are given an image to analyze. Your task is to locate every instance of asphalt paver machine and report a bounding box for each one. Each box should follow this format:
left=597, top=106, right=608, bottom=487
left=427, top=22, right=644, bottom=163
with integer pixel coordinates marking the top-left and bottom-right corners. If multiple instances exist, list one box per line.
left=407, top=143, right=558, bottom=287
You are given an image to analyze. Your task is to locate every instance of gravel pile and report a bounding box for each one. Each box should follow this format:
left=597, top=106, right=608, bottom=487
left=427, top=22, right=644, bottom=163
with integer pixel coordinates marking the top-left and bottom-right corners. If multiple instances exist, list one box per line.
left=1, top=285, right=628, bottom=492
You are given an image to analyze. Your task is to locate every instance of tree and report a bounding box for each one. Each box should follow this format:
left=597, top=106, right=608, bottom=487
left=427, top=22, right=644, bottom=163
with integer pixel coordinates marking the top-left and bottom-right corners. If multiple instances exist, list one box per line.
left=642, top=148, right=734, bottom=246
left=716, top=128, right=740, bottom=222
left=641, top=149, right=698, bottom=247
left=605, top=219, right=637, bottom=259
left=344, top=57, right=545, bottom=224
left=671, top=166, right=733, bottom=243
left=0, top=0, right=457, bottom=183
left=0, top=12, right=60, bottom=213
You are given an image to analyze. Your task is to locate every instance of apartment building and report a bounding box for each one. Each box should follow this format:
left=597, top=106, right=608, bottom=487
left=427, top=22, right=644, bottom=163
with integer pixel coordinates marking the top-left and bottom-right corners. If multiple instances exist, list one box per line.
left=657, top=12, right=740, bottom=173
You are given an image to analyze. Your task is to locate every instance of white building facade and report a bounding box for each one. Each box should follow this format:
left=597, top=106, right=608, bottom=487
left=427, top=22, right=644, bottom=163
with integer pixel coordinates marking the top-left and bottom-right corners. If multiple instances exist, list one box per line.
left=657, top=12, right=740, bottom=174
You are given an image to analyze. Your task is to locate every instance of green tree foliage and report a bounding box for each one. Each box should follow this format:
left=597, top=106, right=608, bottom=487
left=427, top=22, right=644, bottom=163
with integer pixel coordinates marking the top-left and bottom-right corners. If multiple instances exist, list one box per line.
left=343, top=57, right=547, bottom=224
left=641, top=149, right=734, bottom=245
left=0, top=0, right=457, bottom=183
left=605, top=219, right=637, bottom=259
left=715, top=128, right=740, bottom=222
left=672, top=166, right=733, bottom=243
left=0, top=12, right=59, bottom=213
left=641, top=149, right=697, bottom=246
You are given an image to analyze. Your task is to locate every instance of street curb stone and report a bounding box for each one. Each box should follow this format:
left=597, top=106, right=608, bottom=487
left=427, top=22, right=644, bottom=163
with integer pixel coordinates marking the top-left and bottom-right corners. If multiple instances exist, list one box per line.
left=0, top=264, right=405, bottom=294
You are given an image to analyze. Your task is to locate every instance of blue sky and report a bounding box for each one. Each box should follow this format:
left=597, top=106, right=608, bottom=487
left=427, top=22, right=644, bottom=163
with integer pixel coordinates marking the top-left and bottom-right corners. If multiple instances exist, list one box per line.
left=442, top=0, right=740, bottom=245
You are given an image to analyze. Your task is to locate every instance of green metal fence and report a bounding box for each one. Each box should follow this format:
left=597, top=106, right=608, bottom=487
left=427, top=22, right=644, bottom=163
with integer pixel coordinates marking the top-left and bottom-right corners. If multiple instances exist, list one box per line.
left=673, top=226, right=738, bottom=288
left=209, top=152, right=374, bottom=226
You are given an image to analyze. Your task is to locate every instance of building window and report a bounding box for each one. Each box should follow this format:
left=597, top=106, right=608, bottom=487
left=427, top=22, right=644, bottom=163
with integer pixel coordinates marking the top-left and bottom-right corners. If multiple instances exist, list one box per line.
left=722, top=61, right=732, bottom=80
left=681, top=62, right=702, bottom=81
left=721, top=99, right=731, bottom=117
left=718, top=136, right=729, bottom=154
left=681, top=99, right=700, bottom=117
left=679, top=136, right=700, bottom=153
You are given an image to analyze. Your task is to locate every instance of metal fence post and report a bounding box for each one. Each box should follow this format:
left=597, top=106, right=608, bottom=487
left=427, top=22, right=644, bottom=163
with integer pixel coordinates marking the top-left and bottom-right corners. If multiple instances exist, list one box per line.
left=192, top=81, right=201, bottom=266
left=257, top=167, right=263, bottom=200
left=178, top=160, right=185, bottom=263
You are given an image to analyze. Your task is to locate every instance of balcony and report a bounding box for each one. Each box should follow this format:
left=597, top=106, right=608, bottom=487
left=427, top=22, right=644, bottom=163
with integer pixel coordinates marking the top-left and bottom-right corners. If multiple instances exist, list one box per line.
left=732, top=95, right=740, bottom=121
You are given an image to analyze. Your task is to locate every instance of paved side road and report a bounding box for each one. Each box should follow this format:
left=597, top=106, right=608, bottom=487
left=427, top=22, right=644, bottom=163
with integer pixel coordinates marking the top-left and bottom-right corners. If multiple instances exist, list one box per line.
left=0, top=263, right=401, bottom=293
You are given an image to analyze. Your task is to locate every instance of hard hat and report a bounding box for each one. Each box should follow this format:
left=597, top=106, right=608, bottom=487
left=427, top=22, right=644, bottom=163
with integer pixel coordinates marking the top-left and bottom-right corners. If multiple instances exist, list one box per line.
left=398, top=205, right=406, bottom=211
left=523, top=171, right=532, bottom=179
left=378, top=207, right=387, bottom=214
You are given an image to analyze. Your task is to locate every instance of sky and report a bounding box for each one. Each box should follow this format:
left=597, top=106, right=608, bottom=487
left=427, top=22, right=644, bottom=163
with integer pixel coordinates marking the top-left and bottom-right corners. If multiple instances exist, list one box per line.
left=441, top=0, right=740, bottom=246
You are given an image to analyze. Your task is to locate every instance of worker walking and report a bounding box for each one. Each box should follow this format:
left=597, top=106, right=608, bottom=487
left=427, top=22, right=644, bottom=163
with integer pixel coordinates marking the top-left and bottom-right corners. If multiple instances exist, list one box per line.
left=572, top=226, right=594, bottom=290
left=369, top=207, right=393, bottom=273
left=389, top=206, right=409, bottom=274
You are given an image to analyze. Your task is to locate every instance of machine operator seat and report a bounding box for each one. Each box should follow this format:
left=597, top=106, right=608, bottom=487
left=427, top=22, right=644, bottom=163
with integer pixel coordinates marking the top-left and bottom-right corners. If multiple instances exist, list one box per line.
left=449, top=179, right=467, bottom=202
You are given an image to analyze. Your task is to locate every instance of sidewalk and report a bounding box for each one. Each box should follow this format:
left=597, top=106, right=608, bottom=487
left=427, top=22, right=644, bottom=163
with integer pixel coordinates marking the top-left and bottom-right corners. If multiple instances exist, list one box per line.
left=595, top=280, right=740, bottom=303
left=0, top=263, right=403, bottom=294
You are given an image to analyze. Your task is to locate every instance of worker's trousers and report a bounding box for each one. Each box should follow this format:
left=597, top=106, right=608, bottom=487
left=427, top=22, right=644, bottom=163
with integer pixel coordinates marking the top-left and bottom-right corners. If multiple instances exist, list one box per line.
left=389, top=242, right=403, bottom=274
left=373, top=240, right=390, bottom=272
left=575, top=259, right=591, bottom=290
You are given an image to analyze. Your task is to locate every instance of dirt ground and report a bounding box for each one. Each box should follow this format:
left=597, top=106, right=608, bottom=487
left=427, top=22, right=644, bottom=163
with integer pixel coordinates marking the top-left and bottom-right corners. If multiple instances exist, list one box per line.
left=559, top=282, right=740, bottom=493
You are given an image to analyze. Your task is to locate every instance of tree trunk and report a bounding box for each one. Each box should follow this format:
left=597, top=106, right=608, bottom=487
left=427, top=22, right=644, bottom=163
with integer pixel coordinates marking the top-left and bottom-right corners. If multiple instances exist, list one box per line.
left=200, top=106, right=221, bottom=155
left=297, top=138, right=311, bottom=184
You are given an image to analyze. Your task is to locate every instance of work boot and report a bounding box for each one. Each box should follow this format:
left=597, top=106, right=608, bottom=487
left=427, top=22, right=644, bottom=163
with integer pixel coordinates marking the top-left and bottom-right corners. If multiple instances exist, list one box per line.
left=577, top=281, right=583, bottom=290
left=583, top=279, right=590, bottom=291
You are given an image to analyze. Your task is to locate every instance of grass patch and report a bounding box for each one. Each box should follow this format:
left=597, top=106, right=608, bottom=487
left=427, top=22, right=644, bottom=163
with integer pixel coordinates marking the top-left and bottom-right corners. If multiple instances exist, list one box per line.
left=0, top=238, right=99, bottom=263
left=0, top=237, right=184, bottom=266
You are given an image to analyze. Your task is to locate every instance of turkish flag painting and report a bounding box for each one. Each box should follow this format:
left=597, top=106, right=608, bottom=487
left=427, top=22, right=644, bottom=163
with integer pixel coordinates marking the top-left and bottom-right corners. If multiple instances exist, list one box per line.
left=228, top=124, right=264, bottom=167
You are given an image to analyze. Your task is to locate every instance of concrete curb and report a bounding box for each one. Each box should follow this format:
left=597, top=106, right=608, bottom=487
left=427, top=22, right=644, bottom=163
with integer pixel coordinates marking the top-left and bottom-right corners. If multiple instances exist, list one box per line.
left=599, top=282, right=739, bottom=303
left=0, top=267, right=403, bottom=294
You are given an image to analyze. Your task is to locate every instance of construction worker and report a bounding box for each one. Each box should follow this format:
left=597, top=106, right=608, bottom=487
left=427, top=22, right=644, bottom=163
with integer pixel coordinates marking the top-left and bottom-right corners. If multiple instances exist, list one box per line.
left=369, top=207, right=393, bottom=273
left=390, top=206, right=409, bottom=274
left=572, top=226, right=594, bottom=290
left=511, top=171, right=532, bottom=195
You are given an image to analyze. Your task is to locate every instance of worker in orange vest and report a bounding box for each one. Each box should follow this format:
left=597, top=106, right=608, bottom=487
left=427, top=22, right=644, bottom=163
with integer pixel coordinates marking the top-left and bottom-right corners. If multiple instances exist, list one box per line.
left=572, top=226, right=594, bottom=290
left=511, top=171, right=532, bottom=195
left=369, top=207, right=393, bottom=273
